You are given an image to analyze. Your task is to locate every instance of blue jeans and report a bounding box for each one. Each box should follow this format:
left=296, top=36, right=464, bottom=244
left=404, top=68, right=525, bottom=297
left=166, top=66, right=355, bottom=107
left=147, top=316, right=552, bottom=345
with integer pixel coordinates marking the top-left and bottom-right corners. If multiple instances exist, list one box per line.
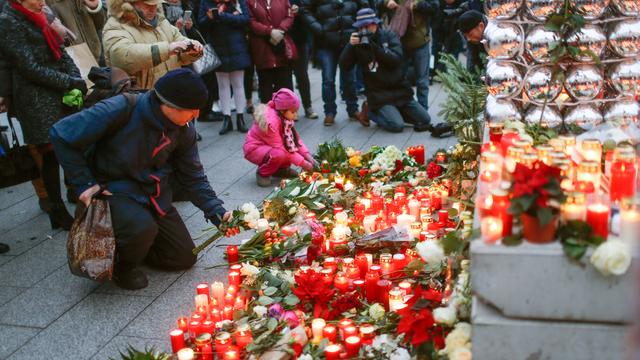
left=317, top=47, right=358, bottom=116
left=404, top=43, right=431, bottom=110
left=368, top=100, right=431, bottom=133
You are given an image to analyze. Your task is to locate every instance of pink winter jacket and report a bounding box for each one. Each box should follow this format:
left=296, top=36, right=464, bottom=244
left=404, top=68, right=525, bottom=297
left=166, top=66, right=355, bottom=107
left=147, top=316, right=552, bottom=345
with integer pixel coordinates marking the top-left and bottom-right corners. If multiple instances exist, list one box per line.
left=243, top=105, right=311, bottom=167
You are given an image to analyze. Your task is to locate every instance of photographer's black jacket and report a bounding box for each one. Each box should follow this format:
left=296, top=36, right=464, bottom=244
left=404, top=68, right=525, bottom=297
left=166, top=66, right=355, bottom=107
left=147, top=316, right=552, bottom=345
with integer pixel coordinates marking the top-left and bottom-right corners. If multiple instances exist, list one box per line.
left=301, top=0, right=370, bottom=49
left=339, top=29, right=413, bottom=111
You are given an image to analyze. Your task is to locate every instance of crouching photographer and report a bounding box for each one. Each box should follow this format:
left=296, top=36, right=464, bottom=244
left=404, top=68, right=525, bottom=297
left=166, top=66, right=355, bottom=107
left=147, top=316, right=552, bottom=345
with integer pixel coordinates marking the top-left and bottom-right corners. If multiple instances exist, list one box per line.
left=338, top=8, right=433, bottom=134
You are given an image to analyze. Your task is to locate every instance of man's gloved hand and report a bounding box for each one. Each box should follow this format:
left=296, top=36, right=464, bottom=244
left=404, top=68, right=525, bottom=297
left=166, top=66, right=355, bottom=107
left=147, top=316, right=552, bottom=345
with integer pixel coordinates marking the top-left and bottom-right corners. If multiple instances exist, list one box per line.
left=69, top=77, right=88, bottom=94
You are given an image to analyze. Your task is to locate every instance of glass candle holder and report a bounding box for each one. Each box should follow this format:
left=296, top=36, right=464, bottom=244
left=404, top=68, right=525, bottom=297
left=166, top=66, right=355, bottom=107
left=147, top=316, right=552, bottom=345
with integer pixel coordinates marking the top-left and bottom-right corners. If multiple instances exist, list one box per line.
left=553, top=158, right=574, bottom=191
left=513, top=138, right=533, bottom=152
left=505, top=146, right=525, bottom=173
left=535, top=144, right=555, bottom=165
left=620, top=198, right=640, bottom=245
left=519, top=153, right=538, bottom=169
left=558, top=135, right=576, bottom=156
left=561, top=192, right=587, bottom=222
left=548, top=138, right=565, bottom=152
left=610, top=147, right=637, bottom=203
left=580, top=138, right=602, bottom=163
left=577, top=161, right=601, bottom=193
left=481, top=216, right=503, bottom=244
left=488, top=121, right=505, bottom=143
left=480, top=151, right=503, bottom=183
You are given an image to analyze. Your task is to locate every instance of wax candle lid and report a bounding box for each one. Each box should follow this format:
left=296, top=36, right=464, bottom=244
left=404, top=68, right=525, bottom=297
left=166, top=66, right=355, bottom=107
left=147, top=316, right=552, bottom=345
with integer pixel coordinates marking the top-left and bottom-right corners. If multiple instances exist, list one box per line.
left=490, top=188, right=509, bottom=198
left=170, top=328, right=184, bottom=336
left=325, top=344, right=342, bottom=352
left=535, top=144, right=554, bottom=156
left=558, top=134, right=576, bottom=145
left=614, top=146, right=636, bottom=161
left=392, top=253, right=405, bottom=261
left=236, top=323, right=250, bottom=332
left=346, top=335, right=361, bottom=344
left=195, top=333, right=212, bottom=345
left=216, top=332, right=231, bottom=341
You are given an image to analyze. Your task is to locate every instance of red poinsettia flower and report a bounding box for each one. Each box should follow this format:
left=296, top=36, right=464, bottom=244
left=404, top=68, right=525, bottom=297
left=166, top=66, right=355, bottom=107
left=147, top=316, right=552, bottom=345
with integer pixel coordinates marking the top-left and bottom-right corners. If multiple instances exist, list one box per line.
left=427, top=162, right=443, bottom=179
left=328, top=291, right=363, bottom=319
left=292, top=270, right=335, bottom=316
left=396, top=285, right=443, bottom=346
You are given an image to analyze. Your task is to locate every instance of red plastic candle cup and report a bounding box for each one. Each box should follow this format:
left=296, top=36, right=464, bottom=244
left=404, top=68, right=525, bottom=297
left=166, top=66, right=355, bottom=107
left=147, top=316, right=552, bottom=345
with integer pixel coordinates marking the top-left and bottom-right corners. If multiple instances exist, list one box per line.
left=189, top=320, right=201, bottom=342
left=202, top=319, right=215, bottom=335
left=338, top=318, right=354, bottom=340
left=392, top=253, right=406, bottom=276
left=587, top=203, right=610, bottom=240
left=343, top=325, right=358, bottom=338
left=223, top=305, right=234, bottom=321
left=190, top=313, right=203, bottom=322
left=415, top=145, right=425, bottom=165
left=372, top=197, right=384, bottom=212
left=224, top=292, right=235, bottom=306
left=325, top=344, right=342, bottom=360
left=209, top=307, right=221, bottom=322
left=226, top=245, right=239, bottom=264
left=333, top=205, right=344, bottom=215
left=395, top=185, right=407, bottom=195
left=227, top=284, right=238, bottom=295
left=229, top=264, right=243, bottom=272
left=355, top=253, right=369, bottom=278
left=235, top=324, right=253, bottom=349
left=365, top=271, right=380, bottom=303
left=169, top=329, right=186, bottom=353
left=345, top=335, right=362, bottom=358
left=354, top=203, right=365, bottom=220
left=398, top=281, right=412, bottom=295
left=223, top=346, right=240, bottom=360
left=323, top=257, right=338, bottom=273
left=215, top=332, right=231, bottom=357
left=177, top=316, right=189, bottom=332
left=323, top=325, right=338, bottom=343
left=321, top=269, right=334, bottom=285
left=377, top=279, right=392, bottom=310
left=353, top=279, right=365, bottom=294
left=334, top=273, right=349, bottom=292
left=228, top=270, right=241, bottom=286
left=233, top=296, right=245, bottom=310
left=438, top=210, right=449, bottom=225
left=610, top=150, right=636, bottom=202
left=196, top=283, right=210, bottom=296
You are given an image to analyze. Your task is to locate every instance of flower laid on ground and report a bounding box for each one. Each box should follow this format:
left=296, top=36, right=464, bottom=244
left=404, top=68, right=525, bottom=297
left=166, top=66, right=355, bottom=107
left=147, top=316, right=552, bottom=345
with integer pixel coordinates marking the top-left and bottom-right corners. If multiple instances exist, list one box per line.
left=433, top=305, right=457, bottom=326
left=590, top=238, right=632, bottom=276
left=372, top=145, right=404, bottom=171
left=444, top=322, right=472, bottom=358
left=416, top=240, right=446, bottom=266
left=427, top=161, right=443, bottom=179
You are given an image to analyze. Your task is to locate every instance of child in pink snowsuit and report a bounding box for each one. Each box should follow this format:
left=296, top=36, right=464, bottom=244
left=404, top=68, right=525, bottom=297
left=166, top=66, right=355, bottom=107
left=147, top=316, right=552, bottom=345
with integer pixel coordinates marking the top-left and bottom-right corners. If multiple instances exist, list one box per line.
left=243, top=88, right=315, bottom=187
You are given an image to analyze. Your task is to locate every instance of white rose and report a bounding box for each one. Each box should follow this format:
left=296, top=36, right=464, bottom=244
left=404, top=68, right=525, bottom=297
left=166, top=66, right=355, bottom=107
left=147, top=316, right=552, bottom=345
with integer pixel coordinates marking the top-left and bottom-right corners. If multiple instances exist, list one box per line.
left=416, top=241, right=445, bottom=265
left=335, top=211, right=348, bottom=223
left=369, top=303, right=386, bottom=320
left=289, top=207, right=298, bottom=215
left=390, top=348, right=411, bottom=360
left=241, top=263, right=260, bottom=276
left=253, top=305, right=267, bottom=317
left=450, top=348, right=472, bottom=360
left=433, top=306, right=457, bottom=326
left=590, top=239, right=632, bottom=276
left=455, top=322, right=472, bottom=339
left=298, top=355, right=313, bottom=360
left=445, top=331, right=471, bottom=354
left=241, top=203, right=253, bottom=213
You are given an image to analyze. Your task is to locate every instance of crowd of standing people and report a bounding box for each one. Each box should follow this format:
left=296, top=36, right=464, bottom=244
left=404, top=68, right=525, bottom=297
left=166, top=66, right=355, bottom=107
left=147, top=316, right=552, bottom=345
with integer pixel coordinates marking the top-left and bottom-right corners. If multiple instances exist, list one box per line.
left=0, top=0, right=485, bottom=261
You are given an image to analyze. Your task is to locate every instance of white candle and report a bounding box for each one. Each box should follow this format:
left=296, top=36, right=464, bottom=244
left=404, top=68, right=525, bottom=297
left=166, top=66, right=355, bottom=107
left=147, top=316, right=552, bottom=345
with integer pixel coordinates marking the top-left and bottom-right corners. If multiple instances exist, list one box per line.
left=256, top=218, right=269, bottom=232
left=620, top=208, right=640, bottom=245
left=481, top=216, right=503, bottom=244
left=177, top=348, right=195, bottom=360
left=311, top=318, right=326, bottom=343
left=361, top=198, right=371, bottom=210
left=211, top=281, right=225, bottom=307
left=194, top=294, right=209, bottom=313
left=408, top=199, right=420, bottom=218
left=396, top=214, right=416, bottom=228
left=363, top=215, right=377, bottom=234
left=561, top=203, right=586, bottom=222
left=332, top=225, right=347, bottom=241
left=388, top=289, right=404, bottom=312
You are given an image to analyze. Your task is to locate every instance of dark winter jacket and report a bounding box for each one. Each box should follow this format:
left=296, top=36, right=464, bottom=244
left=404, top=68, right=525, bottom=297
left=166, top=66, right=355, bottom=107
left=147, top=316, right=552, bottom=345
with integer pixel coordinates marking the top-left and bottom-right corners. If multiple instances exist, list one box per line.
left=0, top=3, right=81, bottom=145
left=433, top=0, right=467, bottom=31
left=198, top=0, right=252, bottom=72
left=289, top=0, right=308, bottom=45
left=377, top=0, right=438, bottom=50
left=339, top=28, right=413, bottom=110
left=247, top=0, right=294, bottom=69
left=301, top=0, right=368, bottom=49
left=49, top=92, right=226, bottom=222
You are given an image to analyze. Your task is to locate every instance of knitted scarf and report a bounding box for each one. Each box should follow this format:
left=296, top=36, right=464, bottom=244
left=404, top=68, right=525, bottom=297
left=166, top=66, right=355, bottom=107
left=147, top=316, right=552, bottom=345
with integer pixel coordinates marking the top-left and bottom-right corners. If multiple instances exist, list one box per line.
left=387, top=0, right=413, bottom=38
left=10, top=1, right=63, bottom=60
left=283, top=118, right=298, bottom=153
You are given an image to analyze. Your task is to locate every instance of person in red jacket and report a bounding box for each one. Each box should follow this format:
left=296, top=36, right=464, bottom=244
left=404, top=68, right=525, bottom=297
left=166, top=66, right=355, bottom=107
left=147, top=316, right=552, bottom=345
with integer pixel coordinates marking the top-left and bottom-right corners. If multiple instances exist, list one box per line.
left=247, top=0, right=296, bottom=103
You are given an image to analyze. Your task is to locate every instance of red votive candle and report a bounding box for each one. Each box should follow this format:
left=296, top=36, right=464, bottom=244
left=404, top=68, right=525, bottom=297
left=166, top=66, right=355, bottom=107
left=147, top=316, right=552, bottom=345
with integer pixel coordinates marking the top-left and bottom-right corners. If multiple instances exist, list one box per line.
left=587, top=202, right=610, bottom=239
left=372, top=197, right=384, bottom=212
left=201, top=320, right=215, bottom=335
left=189, top=320, right=201, bottom=342
left=177, top=316, right=189, bottom=332
left=169, top=329, right=186, bottom=353
left=226, top=245, right=239, bottom=264
left=323, top=325, right=338, bottom=343
left=343, top=325, right=358, bottom=338
left=324, top=257, right=338, bottom=273
left=415, top=145, right=425, bottom=165
left=325, top=344, right=342, bottom=360
left=235, top=324, right=253, bottom=349
left=353, top=279, right=365, bottom=295
left=228, top=270, right=241, bottom=286
left=355, top=253, right=369, bottom=278
left=377, top=279, right=392, bottom=310
left=223, top=305, right=234, bottom=321
left=365, top=270, right=380, bottom=303
left=438, top=210, right=449, bottom=225
left=215, top=332, right=231, bottom=357
left=334, top=272, right=349, bottom=292
left=338, top=318, right=354, bottom=340
left=224, top=292, right=235, bottom=306
left=196, top=283, right=210, bottom=296
left=210, top=307, right=221, bottom=322
left=223, top=346, right=240, bottom=360
left=345, top=336, right=362, bottom=358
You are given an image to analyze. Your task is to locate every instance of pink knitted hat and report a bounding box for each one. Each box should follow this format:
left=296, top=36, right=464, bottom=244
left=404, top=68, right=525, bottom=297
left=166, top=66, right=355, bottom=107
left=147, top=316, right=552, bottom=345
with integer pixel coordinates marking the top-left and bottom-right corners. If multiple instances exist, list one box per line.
left=268, top=88, right=301, bottom=111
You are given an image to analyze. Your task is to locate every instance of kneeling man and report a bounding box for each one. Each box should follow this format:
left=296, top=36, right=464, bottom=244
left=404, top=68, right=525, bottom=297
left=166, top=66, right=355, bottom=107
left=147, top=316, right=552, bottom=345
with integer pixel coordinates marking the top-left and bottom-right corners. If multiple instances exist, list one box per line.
left=50, top=69, right=229, bottom=290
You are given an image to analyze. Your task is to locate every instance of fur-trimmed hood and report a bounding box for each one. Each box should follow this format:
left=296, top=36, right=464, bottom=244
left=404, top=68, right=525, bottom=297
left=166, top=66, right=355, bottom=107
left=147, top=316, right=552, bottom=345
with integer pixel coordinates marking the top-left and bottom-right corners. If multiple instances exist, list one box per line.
left=106, top=0, right=165, bottom=26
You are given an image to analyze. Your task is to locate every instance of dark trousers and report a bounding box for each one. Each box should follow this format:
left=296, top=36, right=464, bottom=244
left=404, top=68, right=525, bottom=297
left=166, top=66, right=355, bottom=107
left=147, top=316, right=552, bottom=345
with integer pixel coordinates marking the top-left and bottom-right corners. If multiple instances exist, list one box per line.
left=244, top=65, right=255, bottom=101
left=316, top=47, right=358, bottom=116
left=368, top=100, right=430, bottom=133
left=293, top=40, right=312, bottom=109
left=257, top=67, right=294, bottom=104
left=109, top=196, right=197, bottom=270
left=432, top=29, right=462, bottom=74
left=200, top=71, right=220, bottom=117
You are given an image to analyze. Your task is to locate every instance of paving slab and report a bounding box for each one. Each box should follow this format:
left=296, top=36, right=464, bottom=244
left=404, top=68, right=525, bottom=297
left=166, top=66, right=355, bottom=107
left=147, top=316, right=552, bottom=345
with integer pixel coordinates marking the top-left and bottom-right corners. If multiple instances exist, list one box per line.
left=0, top=255, right=14, bottom=267
left=0, top=232, right=67, bottom=287
left=121, top=267, right=226, bottom=339
left=0, top=286, right=28, bottom=307
left=96, top=267, right=182, bottom=298
left=0, top=214, right=61, bottom=256
left=0, top=325, right=40, bottom=359
left=0, top=199, right=41, bottom=233
left=7, top=293, right=153, bottom=360
left=91, top=336, right=169, bottom=360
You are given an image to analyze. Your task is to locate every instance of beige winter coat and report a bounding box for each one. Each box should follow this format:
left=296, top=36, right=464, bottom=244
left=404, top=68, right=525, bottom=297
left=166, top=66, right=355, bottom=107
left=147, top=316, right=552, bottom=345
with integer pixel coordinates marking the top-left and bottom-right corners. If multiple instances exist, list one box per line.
left=102, top=0, right=200, bottom=89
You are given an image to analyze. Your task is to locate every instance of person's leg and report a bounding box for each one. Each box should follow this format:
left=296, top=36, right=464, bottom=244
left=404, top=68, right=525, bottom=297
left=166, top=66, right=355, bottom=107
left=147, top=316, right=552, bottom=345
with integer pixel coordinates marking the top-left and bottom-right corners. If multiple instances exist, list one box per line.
left=275, top=67, right=294, bottom=92
left=412, top=43, right=431, bottom=110
left=338, top=48, right=359, bottom=116
left=258, top=148, right=292, bottom=177
left=230, top=70, right=249, bottom=132
left=399, top=99, right=432, bottom=132
left=293, top=41, right=312, bottom=109
left=368, top=105, right=405, bottom=133
left=244, top=66, right=255, bottom=113
left=199, top=72, right=221, bottom=122
left=145, top=206, right=197, bottom=270
left=432, top=30, right=444, bottom=75
left=28, top=145, right=50, bottom=212
left=39, top=145, right=73, bottom=230
left=215, top=72, right=232, bottom=116
left=316, top=48, right=338, bottom=117
left=257, top=69, right=274, bottom=104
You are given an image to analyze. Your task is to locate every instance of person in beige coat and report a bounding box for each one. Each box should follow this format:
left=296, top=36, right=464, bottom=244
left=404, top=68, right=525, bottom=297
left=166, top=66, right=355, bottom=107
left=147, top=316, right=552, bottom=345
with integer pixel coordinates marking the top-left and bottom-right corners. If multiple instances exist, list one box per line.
left=46, top=0, right=106, bottom=61
left=102, top=0, right=203, bottom=89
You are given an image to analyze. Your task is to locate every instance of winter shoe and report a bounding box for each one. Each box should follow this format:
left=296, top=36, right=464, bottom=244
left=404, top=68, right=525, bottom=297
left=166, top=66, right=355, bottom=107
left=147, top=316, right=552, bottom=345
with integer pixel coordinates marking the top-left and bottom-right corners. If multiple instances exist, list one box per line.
left=113, top=265, right=149, bottom=290
left=273, top=167, right=299, bottom=178
left=256, top=170, right=272, bottom=187
left=49, top=203, right=74, bottom=230
left=219, top=115, right=234, bottom=135
left=305, top=107, right=319, bottom=119
left=237, top=114, right=248, bottom=133
left=324, top=114, right=335, bottom=126
left=0, top=243, right=9, bottom=254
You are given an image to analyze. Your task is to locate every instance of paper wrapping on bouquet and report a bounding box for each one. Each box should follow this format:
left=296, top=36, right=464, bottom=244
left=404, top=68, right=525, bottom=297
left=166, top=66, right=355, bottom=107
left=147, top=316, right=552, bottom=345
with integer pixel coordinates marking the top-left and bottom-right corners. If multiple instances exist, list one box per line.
left=354, top=225, right=413, bottom=252
left=258, top=325, right=308, bottom=360
left=67, top=199, right=115, bottom=282
left=65, top=43, right=99, bottom=90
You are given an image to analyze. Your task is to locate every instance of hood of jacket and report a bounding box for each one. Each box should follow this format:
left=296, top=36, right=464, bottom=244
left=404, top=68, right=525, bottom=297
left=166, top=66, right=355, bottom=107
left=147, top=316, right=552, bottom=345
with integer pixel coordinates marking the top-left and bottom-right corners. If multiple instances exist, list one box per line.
left=107, top=0, right=165, bottom=26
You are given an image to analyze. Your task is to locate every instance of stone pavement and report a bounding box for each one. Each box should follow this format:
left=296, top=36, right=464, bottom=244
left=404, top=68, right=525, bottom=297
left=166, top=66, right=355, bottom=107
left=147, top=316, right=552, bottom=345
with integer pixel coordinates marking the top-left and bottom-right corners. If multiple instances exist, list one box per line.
left=0, top=68, right=456, bottom=360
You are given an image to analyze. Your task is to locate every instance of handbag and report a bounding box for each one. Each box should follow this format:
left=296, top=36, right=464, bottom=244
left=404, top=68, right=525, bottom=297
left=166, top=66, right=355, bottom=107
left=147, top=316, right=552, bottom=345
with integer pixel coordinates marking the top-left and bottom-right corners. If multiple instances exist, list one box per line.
left=67, top=195, right=116, bottom=282
left=191, top=30, right=222, bottom=75
left=0, top=120, right=40, bottom=189
left=283, top=35, right=298, bottom=61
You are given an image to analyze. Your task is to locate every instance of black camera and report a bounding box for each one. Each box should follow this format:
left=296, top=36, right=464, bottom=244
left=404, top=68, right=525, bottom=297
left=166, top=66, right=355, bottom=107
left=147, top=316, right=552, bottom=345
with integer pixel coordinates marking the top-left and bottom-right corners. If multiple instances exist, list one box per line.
left=358, top=29, right=372, bottom=45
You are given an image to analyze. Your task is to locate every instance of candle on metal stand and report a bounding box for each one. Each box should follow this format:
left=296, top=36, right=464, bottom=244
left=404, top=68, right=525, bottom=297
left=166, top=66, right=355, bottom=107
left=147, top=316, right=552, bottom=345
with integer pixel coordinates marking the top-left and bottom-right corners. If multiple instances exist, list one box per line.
left=170, top=329, right=186, bottom=353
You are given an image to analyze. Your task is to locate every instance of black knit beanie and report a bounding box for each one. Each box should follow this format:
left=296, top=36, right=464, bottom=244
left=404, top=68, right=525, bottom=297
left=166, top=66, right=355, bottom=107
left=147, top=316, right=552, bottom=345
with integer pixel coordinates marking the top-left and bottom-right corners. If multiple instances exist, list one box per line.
left=457, top=10, right=485, bottom=34
left=154, top=68, right=208, bottom=110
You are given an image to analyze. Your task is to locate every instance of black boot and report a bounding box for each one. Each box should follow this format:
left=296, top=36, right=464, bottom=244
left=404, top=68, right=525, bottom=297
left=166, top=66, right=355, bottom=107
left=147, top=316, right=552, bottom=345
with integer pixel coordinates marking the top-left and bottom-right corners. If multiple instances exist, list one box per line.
left=113, top=263, right=149, bottom=290
left=39, top=197, right=51, bottom=213
left=49, top=203, right=74, bottom=230
left=0, top=243, right=9, bottom=254
left=219, top=115, right=233, bottom=135
left=236, top=114, right=248, bottom=133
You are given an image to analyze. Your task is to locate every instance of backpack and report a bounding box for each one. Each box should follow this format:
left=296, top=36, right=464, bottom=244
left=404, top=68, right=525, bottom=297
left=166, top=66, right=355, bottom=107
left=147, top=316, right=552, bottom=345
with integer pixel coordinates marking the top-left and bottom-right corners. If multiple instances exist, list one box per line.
left=83, top=66, right=146, bottom=109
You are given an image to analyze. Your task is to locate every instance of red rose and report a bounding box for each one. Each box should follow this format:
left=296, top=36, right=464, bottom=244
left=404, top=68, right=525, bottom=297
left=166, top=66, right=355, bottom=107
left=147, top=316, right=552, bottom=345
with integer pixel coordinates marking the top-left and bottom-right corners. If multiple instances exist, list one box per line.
left=427, top=162, right=443, bottom=179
